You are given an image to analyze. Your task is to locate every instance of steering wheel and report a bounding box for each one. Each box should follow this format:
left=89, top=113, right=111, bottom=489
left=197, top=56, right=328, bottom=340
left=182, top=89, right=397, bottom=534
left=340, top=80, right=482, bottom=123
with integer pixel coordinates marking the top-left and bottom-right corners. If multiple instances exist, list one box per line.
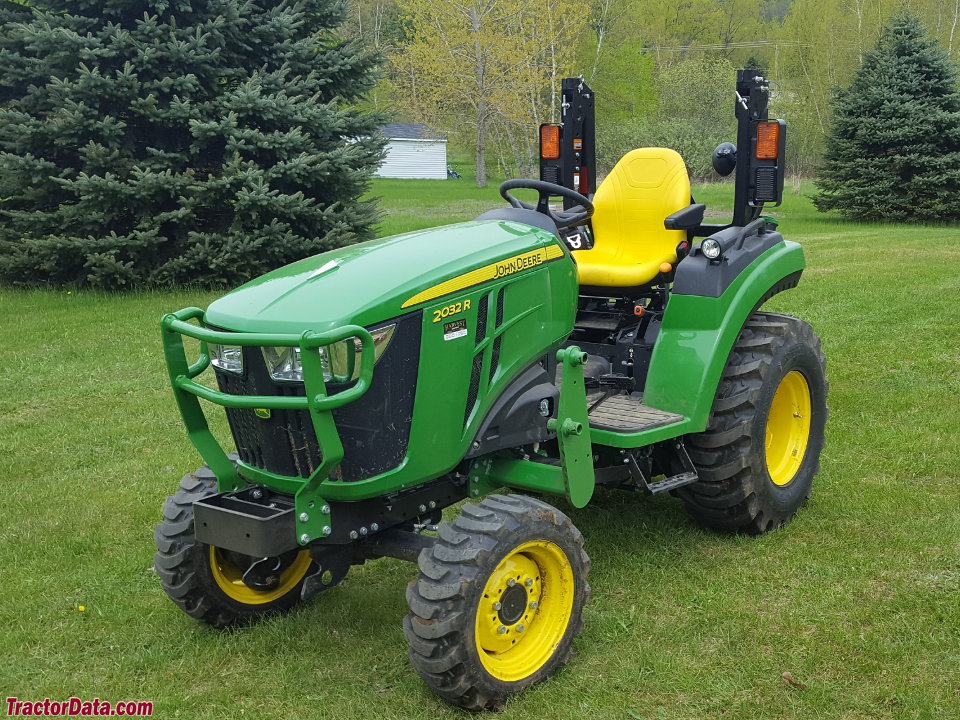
left=499, top=179, right=594, bottom=229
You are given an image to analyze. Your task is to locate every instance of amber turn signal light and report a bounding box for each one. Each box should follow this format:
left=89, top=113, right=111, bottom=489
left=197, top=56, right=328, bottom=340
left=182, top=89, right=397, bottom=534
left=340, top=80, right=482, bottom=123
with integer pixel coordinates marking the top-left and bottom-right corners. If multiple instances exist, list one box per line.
left=540, top=125, right=560, bottom=160
left=755, top=121, right=780, bottom=159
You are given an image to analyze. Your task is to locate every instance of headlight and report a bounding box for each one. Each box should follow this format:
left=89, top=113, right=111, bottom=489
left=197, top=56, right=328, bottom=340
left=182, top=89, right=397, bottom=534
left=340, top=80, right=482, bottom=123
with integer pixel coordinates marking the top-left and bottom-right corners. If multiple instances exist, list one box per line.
left=262, top=346, right=305, bottom=382
left=262, top=324, right=396, bottom=384
left=210, top=344, right=243, bottom=375
left=701, top=237, right=722, bottom=260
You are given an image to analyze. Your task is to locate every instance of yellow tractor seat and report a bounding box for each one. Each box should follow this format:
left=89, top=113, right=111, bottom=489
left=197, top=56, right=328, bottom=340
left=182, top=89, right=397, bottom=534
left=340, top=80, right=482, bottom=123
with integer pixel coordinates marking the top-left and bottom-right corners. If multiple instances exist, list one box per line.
left=574, top=148, right=694, bottom=288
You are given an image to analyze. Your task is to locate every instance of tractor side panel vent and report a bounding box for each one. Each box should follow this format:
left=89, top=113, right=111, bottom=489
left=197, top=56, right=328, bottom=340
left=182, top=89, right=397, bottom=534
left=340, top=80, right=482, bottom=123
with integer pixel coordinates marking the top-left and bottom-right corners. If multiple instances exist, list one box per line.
left=475, top=294, right=488, bottom=346
left=464, top=352, right=483, bottom=427
left=490, top=337, right=502, bottom=384
left=755, top=167, right=777, bottom=202
left=489, top=288, right=505, bottom=384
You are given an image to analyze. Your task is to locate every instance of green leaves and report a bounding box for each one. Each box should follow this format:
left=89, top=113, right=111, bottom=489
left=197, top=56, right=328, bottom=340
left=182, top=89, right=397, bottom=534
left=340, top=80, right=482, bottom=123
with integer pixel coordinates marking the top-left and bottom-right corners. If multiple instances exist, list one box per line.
left=815, top=11, right=960, bottom=222
left=0, top=0, right=385, bottom=288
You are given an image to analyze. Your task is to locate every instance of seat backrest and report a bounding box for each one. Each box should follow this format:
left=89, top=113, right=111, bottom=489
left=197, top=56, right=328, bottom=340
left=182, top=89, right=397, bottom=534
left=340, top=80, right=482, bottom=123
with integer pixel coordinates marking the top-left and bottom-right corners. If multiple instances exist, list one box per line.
left=574, top=148, right=690, bottom=286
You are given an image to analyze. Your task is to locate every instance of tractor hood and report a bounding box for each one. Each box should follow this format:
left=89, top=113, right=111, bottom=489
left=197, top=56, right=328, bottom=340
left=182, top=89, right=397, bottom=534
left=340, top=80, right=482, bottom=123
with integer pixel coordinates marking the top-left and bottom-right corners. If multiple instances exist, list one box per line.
left=204, top=219, right=561, bottom=334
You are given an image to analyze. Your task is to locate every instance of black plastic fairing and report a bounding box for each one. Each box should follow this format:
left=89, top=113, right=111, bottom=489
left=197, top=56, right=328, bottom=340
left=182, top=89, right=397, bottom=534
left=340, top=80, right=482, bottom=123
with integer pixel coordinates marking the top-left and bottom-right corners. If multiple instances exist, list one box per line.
left=465, top=361, right=558, bottom=458
left=475, top=208, right=561, bottom=239
left=672, top=228, right=786, bottom=298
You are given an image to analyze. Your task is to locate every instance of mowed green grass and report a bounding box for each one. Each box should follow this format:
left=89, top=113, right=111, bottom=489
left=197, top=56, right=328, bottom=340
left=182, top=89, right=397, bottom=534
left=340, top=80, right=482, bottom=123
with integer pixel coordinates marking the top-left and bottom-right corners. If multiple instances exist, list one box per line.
left=1, top=178, right=959, bottom=719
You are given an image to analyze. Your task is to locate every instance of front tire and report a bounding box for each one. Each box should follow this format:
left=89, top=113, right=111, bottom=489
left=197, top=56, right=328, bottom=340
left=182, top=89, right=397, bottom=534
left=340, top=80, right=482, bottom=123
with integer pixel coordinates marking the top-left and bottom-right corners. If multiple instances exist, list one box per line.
left=154, top=468, right=315, bottom=627
left=404, top=494, right=590, bottom=711
left=680, top=312, right=828, bottom=533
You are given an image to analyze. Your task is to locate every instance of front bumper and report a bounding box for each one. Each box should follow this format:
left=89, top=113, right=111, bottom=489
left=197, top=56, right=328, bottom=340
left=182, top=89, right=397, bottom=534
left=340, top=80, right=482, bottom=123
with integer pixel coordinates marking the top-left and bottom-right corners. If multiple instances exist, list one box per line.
left=160, top=307, right=376, bottom=545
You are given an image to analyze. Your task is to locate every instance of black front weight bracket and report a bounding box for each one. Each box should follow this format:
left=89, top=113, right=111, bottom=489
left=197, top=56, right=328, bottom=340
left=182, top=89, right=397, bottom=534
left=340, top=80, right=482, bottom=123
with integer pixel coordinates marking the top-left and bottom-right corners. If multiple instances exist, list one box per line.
left=193, top=476, right=466, bottom=558
left=194, top=486, right=298, bottom=557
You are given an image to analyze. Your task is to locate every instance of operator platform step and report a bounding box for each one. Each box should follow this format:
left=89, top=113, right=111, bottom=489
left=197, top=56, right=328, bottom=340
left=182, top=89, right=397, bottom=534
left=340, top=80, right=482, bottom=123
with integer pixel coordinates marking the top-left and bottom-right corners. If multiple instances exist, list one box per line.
left=586, top=391, right=684, bottom=432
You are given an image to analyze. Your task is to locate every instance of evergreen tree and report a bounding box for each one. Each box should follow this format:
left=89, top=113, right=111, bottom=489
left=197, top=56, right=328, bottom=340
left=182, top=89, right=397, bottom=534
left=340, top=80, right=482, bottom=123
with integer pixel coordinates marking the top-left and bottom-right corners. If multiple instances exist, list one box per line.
left=0, top=1, right=385, bottom=288
left=814, top=11, right=960, bottom=222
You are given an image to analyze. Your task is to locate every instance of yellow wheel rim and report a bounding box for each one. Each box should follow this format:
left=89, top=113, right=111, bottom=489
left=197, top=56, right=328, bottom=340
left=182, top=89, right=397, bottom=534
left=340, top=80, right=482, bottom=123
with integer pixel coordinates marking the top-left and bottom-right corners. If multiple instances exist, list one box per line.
left=765, top=370, right=812, bottom=486
left=474, top=540, right=575, bottom=682
left=209, top=547, right=312, bottom=605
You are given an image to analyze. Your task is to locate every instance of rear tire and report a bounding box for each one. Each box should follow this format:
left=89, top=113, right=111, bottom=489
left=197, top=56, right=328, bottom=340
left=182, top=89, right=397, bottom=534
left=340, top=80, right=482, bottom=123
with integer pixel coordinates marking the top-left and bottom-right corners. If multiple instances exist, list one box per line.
left=679, top=312, right=828, bottom=533
left=404, top=494, right=590, bottom=711
left=153, top=467, right=315, bottom=627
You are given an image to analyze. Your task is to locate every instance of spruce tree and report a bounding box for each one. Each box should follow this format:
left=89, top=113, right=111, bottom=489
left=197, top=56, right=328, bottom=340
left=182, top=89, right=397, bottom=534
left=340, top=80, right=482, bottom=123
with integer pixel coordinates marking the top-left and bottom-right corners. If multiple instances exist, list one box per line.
left=814, top=11, right=960, bottom=222
left=0, top=1, right=385, bottom=288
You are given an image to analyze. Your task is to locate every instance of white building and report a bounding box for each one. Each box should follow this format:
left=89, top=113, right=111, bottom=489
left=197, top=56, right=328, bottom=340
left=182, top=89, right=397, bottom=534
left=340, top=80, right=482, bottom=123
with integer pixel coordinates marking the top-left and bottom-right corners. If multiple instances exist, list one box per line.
left=376, top=123, right=447, bottom=180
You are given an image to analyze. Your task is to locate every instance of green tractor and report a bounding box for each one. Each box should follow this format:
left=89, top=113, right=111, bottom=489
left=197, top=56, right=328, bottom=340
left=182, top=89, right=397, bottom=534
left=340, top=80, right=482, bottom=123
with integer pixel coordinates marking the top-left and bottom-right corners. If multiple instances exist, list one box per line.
left=155, top=70, right=827, bottom=710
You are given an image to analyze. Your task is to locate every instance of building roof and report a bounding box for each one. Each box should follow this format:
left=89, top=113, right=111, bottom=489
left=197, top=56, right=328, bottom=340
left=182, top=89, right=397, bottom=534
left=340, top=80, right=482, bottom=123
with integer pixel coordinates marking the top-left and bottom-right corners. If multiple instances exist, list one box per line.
left=380, top=123, right=446, bottom=141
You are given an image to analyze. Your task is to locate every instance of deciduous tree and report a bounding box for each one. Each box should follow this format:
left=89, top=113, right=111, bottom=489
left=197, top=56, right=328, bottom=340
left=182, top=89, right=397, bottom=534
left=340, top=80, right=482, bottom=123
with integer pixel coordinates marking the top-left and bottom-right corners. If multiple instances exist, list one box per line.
left=392, top=0, right=584, bottom=186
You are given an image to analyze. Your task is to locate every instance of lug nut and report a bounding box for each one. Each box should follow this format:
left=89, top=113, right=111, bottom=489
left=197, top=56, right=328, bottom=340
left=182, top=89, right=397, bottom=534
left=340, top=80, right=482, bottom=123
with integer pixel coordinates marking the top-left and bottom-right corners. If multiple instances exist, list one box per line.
left=507, top=578, right=516, bottom=587
left=497, top=625, right=507, bottom=634
left=419, top=504, right=427, bottom=513
left=493, top=602, right=502, bottom=611
left=250, top=489, right=264, bottom=500
left=516, top=624, right=525, bottom=633
left=524, top=578, right=533, bottom=587
left=428, top=500, right=436, bottom=509
left=299, top=533, right=310, bottom=544
left=349, top=530, right=359, bottom=540
left=322, top=526, right=332, bottom=536
left=529, top=601, right=539, bottom=610
left=299, top=512, right=309, bottom=522
left=370, top=523, right=379, bottom=532
left=321, top=504, right=331, bottom=515
left=359, top=526, right=368, bottom=536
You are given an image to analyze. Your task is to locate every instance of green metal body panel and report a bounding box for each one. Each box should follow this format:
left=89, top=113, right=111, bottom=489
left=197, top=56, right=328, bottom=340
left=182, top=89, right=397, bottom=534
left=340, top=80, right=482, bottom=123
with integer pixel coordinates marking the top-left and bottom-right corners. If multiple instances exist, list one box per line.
left=204, top=220, right=563, bottom=333
left=588, top=239, right=806, bottom=449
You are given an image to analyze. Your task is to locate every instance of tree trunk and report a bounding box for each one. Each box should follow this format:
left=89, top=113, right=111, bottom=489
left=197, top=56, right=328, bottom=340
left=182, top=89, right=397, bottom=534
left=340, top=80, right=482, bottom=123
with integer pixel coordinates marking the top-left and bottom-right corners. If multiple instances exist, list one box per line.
left=475, top=120, right=487, bottom=187
left=468, top=4, right=487, bottom=187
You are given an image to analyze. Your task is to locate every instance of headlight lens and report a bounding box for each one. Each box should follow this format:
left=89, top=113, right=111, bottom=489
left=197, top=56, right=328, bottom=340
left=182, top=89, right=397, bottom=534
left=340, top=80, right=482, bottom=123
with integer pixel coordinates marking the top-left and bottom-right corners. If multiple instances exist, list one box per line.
left=262, top=324, right=396, bottom=384
left=701, top=237, right=722, bottom=260
left=210, top=344, right=243, bottom=374
left=262, top=346, right=306, bottom=382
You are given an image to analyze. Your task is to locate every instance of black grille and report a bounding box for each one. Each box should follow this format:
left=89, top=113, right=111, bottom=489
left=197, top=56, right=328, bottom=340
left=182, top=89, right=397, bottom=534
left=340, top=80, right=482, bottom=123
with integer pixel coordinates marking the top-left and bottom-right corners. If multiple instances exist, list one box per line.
left=218, top=375, right=321, bottom=477
left=465, top=352, right=482, bottom=427
left=490, top=337, right=501, bottom=384
left=489, top=288, right=505, bottom=383
left=541, top=166, right=561, bottom=184
left=475, top=294, right=488, bottom=345
left=755, top=167, right=777, bottom=202
left=214, top=312, right=421, bottom=482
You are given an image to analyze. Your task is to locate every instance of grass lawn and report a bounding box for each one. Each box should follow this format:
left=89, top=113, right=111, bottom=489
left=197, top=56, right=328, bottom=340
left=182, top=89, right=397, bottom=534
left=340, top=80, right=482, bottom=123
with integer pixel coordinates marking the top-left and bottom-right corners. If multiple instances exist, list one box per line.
left=2, top=178, right=959, bottom=719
